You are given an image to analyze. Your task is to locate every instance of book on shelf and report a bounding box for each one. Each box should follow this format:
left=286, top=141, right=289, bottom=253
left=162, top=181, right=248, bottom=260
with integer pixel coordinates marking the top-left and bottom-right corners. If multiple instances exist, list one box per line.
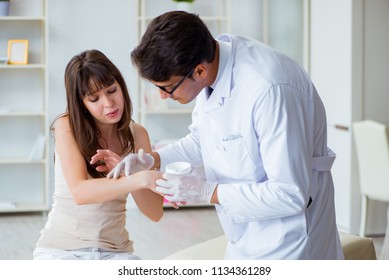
left=28, top=134, right=46, bottom=161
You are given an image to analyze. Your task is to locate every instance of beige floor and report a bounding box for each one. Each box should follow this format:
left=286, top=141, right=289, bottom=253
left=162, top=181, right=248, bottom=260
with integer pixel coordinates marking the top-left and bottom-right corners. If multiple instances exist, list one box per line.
left=0, top=206, right=384, bottom=260
left=0, top=206, right=224, bottom=260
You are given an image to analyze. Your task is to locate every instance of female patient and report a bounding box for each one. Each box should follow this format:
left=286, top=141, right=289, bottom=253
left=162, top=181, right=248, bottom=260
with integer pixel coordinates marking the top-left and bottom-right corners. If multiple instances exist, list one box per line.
left=33, top=49, right=163, bottom=260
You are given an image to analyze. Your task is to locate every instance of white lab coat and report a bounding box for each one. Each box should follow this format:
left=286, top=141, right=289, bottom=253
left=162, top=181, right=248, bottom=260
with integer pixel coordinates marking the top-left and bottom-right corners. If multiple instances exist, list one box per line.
left=158, top=34, right=344, bottom=259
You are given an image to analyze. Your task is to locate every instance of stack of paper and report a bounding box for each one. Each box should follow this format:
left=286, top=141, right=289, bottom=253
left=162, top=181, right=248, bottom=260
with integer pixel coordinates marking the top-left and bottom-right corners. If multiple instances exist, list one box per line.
left=28, top=134, right=46, bottom=161
left=0, top=201, right=17, bottom=209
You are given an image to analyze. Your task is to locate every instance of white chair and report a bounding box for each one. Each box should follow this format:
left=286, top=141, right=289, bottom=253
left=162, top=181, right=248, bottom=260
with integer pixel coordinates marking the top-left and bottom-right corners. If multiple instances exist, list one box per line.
left=353, top=120, right=389, bottom=238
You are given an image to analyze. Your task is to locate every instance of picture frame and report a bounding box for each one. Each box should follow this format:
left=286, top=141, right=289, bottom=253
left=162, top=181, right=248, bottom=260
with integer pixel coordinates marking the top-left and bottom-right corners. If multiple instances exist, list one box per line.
left=7, top=39, right=29, bottom=65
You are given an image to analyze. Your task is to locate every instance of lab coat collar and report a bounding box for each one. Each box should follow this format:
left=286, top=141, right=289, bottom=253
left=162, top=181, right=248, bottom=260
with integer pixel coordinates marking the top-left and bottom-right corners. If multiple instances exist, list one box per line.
left=203, top=35, right=234, bottom=112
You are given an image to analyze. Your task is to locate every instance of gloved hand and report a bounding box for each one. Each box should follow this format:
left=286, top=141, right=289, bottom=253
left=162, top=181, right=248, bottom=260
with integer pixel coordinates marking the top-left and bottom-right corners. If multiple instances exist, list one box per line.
left=155, top=172, right=217, bottom=204
left=107, top=149, right=155, bottom=179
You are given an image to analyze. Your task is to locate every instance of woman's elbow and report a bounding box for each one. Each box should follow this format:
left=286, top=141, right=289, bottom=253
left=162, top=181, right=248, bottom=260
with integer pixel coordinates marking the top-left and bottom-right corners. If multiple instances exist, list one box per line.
left=73, top=195, right=88, bottom=205
left=146, top=209, right=163, bottom=222
left=148, top=210, right=164, bottom=222
left=71, top=187, right=90, bottom=205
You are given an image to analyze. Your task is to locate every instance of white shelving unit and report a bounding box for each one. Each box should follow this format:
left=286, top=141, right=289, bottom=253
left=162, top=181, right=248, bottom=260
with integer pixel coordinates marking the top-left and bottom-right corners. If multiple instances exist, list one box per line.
left=0, top=0, right=49, bottom=213
left=136, top=0, right=231, bottom=148
left=136, top=0, right=230, bottom=208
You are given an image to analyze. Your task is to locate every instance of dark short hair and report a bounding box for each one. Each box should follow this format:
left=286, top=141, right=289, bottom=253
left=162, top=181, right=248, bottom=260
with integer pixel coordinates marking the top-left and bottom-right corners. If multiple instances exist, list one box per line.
left=131, top=11, right=216, bottom=81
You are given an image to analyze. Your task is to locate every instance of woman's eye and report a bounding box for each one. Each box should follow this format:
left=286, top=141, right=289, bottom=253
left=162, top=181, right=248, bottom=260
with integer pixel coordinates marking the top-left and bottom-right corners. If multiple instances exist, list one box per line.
left=89, top=96, right=98, bottom=102
left=108, top=87, right=117, bottom=94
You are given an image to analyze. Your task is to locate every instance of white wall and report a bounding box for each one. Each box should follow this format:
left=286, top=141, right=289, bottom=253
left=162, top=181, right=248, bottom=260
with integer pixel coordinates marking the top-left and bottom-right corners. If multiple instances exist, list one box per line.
left=310, top=0, right=389, bottom=234
left=48, top=0, right=138, bottom=122
left=363, top=0, right=389, bottom=124
left=48, top=0, right=263, bottom=124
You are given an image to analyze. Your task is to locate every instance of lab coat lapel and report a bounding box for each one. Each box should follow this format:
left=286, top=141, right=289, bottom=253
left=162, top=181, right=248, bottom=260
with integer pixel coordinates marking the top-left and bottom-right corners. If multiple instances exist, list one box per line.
left=203, top=37, right=234, bottom=113
left=204, top=88, right=224, bottom=112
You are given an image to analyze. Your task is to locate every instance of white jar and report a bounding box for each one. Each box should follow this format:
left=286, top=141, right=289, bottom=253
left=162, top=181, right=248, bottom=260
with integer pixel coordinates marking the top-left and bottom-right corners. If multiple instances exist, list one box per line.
left=165, top=161, right=192, bottom=175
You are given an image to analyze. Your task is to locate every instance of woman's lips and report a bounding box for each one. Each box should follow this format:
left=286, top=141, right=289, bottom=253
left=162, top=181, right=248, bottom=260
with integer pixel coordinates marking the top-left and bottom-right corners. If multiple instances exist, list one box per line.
left=106, top=109, right=119, bottom=117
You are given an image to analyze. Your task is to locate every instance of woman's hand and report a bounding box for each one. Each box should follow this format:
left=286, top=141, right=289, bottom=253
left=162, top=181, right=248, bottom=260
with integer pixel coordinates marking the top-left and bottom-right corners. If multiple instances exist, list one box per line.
left=130, top=170, right=181, bottom=209
left=90, top=149, right=122, bottom=173
left=128, top=170, right=161, bottom=190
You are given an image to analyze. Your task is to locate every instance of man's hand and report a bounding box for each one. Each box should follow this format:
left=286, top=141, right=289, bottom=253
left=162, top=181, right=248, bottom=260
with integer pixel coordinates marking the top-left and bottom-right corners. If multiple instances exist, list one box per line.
left=107, top=149, right=155, bottom=179
left=155, top=172, right=217, bottom=204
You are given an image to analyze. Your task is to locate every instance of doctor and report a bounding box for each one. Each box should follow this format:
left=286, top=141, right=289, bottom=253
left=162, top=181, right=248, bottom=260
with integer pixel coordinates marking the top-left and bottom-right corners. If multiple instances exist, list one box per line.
left=112, top=11, right=344, bottom=259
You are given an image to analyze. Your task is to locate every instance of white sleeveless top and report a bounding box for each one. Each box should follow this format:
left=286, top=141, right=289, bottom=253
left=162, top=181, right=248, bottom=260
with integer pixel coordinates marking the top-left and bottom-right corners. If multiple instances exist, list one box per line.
left=35, top=151, right=134, bottom=252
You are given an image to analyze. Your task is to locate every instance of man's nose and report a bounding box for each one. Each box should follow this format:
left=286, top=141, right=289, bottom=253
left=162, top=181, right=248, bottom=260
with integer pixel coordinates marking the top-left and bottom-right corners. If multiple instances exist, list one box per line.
left=159, top=90, right=171, bottom=100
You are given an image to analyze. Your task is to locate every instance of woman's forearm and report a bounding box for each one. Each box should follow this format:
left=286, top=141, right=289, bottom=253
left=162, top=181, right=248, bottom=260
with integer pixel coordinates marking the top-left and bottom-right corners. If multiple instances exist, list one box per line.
left=71, top=170, right=161, bottom=205
left=132, top=189, right=164, bottom=221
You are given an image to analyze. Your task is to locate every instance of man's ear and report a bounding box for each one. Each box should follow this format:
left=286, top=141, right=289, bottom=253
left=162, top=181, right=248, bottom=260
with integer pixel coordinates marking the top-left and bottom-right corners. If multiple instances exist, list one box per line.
left=194, top=64, right=208, bottom=79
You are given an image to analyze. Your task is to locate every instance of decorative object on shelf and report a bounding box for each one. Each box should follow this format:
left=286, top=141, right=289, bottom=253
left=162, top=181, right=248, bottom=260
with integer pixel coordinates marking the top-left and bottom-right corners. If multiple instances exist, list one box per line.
left=0, top=200, right=16, bottom=210
left=0, top=56, right=8, bottom=64
left=173, top=0, right=195, bottom=13
left=0, top=106, right=11, bottom=114
left=28, top=134, right=46, bottom=161
left=0, top=0, right=10, bottom=17
left=7, top=39, right=29, bottom=64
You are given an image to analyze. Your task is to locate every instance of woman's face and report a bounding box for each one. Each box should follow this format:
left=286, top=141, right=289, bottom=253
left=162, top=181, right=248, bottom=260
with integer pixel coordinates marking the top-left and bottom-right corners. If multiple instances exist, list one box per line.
left=82, top=80, right=124, bottom=126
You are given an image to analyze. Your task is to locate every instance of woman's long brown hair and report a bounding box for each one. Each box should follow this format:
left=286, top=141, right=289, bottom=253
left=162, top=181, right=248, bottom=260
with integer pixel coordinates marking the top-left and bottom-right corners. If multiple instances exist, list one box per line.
left=52, top=49, right=135, bottom=178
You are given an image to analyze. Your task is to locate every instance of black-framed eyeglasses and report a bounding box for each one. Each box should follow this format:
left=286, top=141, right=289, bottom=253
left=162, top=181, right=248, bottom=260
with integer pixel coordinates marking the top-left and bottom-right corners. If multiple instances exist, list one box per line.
left=155, top=69, right=194, bottom=95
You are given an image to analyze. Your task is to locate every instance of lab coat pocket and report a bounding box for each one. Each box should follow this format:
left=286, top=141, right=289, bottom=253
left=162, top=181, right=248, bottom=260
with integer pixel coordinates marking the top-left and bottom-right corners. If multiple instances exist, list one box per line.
left=217, top=135, right=256, bottom=179
left=217, top=207, right=247, bottom=244
left=245, top=219, right=283, bottom=254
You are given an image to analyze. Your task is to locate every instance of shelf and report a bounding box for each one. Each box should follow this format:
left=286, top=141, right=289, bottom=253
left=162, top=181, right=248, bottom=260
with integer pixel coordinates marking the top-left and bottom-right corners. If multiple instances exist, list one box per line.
left=0, top=16, right=45, bottom=21
left=137, top=15, right=229, bottom=21
left=139, top=108, right=194, bottom=114
left=0, top=112, right=46, bottom=117
left=135, top=0, right=230, bottom=209
left=0, top=0, right=49, bottom=213
left=137, top=0, right=231, bottom=143
left=0, top=64, right=46, bottom=70
left=0, top=158, right=46, bottom=164
left=0, top=202, right=49, bottom=213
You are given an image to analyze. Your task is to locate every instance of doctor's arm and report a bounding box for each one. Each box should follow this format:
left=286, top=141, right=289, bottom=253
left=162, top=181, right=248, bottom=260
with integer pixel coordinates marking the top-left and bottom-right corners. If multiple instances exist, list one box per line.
left=215, top=85, right=311, bottom=223
left=158, top=85, right=311, bottom=222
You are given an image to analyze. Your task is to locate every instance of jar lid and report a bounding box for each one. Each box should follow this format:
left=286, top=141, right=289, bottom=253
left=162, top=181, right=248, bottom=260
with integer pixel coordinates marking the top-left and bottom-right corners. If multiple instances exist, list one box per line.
left=165, top=161, right=192, bottom=175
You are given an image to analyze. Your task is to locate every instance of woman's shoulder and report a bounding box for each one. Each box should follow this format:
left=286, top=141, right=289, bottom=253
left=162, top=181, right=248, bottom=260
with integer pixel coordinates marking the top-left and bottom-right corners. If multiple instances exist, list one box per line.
left=52, top=115, right=71, bottom=136
left=130, top=121, right=148, bottom=135
left=131, top=121, right=151, bottom=152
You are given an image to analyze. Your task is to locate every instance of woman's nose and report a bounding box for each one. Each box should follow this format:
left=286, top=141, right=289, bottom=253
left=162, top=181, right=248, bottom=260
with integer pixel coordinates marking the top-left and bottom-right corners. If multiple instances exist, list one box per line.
left=103, top=95, right=114, bottom=107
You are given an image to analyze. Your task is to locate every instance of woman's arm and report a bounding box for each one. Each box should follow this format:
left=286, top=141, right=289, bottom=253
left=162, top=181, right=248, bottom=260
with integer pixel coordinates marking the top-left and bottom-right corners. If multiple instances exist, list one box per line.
left=54, top=117, right=162, bottom=207
left=131, top=122, right=164, bottom=221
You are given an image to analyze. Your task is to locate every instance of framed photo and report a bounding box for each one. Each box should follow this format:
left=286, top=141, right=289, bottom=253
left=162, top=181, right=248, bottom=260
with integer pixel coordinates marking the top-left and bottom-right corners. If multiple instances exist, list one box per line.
left=7, top=39, right=29, bottom=65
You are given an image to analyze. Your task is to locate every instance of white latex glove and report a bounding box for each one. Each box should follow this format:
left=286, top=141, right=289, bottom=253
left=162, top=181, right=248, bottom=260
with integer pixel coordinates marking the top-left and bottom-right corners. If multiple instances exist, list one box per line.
left=107, top=149, right=154, bottom=179
left=155, top=172, right=217, bottom=204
